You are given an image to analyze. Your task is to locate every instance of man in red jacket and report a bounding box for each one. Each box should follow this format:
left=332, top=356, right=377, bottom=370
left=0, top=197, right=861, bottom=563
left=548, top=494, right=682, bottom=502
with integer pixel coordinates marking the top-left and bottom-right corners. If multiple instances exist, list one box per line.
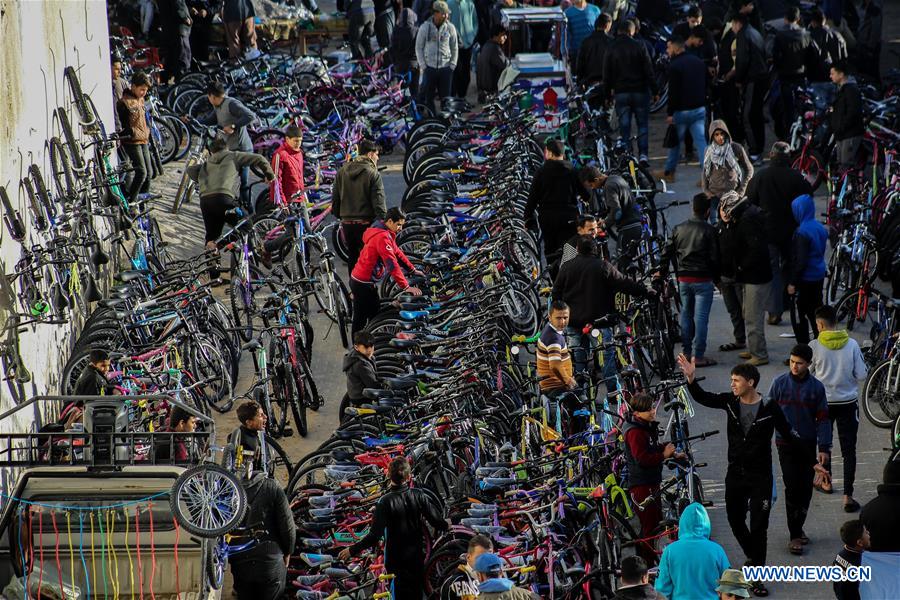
left=350, top=207, right=423, bottom=333
left=267, top=125, right=305, bottom=209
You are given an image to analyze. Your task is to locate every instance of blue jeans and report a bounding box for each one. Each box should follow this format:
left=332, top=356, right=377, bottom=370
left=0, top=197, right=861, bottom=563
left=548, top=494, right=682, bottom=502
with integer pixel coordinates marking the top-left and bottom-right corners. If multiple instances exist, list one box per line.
left=664, top=107, right=707, bottom=174
left=565, top=327, right=616, bottom=389
left=678, top=281, right=714, bottom=359
left=420, top=66, right=453, bottom=113
left=614, top=92, right=650, bottom=158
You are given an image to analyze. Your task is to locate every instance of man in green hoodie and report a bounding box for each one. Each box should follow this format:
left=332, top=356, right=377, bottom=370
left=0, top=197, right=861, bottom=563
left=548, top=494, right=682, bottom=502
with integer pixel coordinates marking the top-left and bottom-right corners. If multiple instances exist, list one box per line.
left=809, top=304, right=867, bottom=512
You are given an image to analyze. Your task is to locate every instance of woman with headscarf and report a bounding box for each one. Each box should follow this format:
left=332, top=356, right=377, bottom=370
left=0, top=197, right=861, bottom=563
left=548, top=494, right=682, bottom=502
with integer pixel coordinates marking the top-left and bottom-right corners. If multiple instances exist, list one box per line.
left=701, top=119, right=753, bottom=224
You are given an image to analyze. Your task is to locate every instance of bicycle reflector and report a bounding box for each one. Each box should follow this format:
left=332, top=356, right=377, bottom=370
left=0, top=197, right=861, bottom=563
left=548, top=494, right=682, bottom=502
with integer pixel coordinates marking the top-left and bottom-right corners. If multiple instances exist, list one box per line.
left=30, top=299, right=50, bottom=316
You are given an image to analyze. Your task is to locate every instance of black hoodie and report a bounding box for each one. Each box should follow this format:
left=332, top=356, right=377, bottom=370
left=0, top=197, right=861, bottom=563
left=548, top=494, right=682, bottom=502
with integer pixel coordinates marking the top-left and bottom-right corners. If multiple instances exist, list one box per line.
left=860, top=462, right=900, bottom=552
left=232, top=474, right=296, bottom=561
left=343, top=348, right=379, bottom=400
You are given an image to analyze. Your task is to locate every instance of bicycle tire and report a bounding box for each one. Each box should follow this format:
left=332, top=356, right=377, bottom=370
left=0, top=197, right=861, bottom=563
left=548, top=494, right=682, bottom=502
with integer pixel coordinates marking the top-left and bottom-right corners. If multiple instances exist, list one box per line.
left=791, top=148, right=826, bottom=192
left=229, top=256, right=256, bottom=343
left=173, top=163, right=196, bottom=213
left=204, top=538, right=226, bottom=590
left=27, top=164, right=56, bottom=225
left=334, top=278, right=351, bottom=349
left=56, top=107, right=85, bottom=170
left=289, top=361, right=309, bottom=436
left=265, top=434, right=293, bottom=489
left=0, top=185, right=26, bottom=241
left=64, top=67, right=93, bottom=126
left=170, top=463, right=247, bottom=538
left=48, top=137, right=77, bottom=201
left=862, top=358, right=900, bottom=428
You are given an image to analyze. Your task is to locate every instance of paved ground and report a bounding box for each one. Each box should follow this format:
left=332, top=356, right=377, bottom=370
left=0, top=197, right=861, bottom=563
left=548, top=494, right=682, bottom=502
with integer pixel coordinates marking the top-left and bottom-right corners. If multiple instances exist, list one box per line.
left=145, top=2, right=900, bottom=595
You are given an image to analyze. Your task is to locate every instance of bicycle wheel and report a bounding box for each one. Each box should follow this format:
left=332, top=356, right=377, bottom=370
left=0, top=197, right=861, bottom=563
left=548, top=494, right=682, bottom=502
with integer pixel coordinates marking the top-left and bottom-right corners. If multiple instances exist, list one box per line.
left=64, top=67, right=93, bottom=126
left=257, top=384, right=288, bottom=440
left=56, top=107, right=85, bottom=171
left=331, top=224, right=351, bottom=263
left=334, top=278, right=351, bottom=349
left=265, top=434, right=293, bottom=489
left=187, top=340, right=234, bottom=413
left=203, top=538, right=226, bottom=590
left=290, top=361, right=309, bottom=435
left=229, top=255, right=256, bottom=343
left=791, top=148, right=826, bottom=191
left=862, top=358, right=900, bottom=428
left=834, top=290, right=877, bottom=333
left=173, top=161, right=197, bottom=213
left=170, top=464, right=247, bottom=538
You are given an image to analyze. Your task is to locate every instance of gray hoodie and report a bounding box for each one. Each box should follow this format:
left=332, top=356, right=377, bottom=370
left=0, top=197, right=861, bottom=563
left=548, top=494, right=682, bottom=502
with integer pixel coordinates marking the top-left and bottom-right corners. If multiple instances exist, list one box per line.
left=809, top=330, right=868, bottom=405
left=416, top=17, right=459, bottom=70
left=187, top=149, right=274, bottom=199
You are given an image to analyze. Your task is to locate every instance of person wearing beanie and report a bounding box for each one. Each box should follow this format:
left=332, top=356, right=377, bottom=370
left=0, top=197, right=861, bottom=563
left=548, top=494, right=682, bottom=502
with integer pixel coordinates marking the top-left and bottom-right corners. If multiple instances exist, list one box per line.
left=860, top=460, right=900, bottom=552
left=809, top=305, right=867, bottom=511
left=769, top=343, right=832, bottom=555
left=473, top=553, right=540, bottom=599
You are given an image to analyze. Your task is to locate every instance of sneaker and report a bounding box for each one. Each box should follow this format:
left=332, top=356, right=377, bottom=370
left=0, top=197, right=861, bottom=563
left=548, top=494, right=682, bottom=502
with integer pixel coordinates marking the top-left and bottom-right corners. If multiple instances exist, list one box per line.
left=738, top=351, right=752, bottom=359
left=639, top=155, right=649, bottom=167
left=654, top=170, right=675, bottom=183
left=843, top=498, right=860, bottom=513
left=745, top=356, right=769, bottom=366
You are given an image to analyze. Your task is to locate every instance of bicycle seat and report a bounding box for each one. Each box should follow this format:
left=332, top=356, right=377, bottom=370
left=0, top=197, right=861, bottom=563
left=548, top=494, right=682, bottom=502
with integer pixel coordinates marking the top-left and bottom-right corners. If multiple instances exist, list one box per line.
left=384, top=376, right=419, bottom=390
left=416, top=203, right=454, bottom=217
left=320, top=250, right=334, bottom=260
left=362, top=388, right=395, bottom=399
left=97, top=297, right=127, bottom=308
left=377, top=399, right=406, bottom=409
left=116, top=269, right=150, bottom=282
left=663, top=400, right=684, bottom=412
left=241, top=340, right=262, bottom=352
left=399, top=310, right=429, bottom=320
left=389, top=337, right=421, bottom=348
left=297, top=552, right=335, bottom=566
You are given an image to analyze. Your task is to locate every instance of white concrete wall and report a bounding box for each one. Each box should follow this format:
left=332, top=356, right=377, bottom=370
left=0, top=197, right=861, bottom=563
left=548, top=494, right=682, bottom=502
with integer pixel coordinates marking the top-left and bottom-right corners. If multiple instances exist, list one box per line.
left=0, top=0, right=115, bottom=434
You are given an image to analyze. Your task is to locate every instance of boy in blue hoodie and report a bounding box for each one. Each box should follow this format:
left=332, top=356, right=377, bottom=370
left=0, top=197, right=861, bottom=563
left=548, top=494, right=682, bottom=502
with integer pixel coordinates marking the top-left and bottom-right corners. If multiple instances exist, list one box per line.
left=788, top=194, right=828, bottom=345
left=655, top=503, right=730, bottom=600
left=769, top=343, right=832, bottom=555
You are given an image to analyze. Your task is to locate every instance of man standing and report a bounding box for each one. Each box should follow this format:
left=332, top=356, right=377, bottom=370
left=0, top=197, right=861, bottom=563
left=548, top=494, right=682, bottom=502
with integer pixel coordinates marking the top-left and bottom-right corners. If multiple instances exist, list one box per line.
left=230, top=473, right=296, bottom=599
left=475, top=24, right=509, bottom=102
left=188, top=0, right=218, bottom=63
left=772, top=6, right=814, bottom=140
left=575, top=14, right=613, bottom=90
left=374, top=0, right=395, bottom=51
left=829, top=62, right=864, bottom=172
left=564, top=0, right=600, bottom=66
left=746, top=141, right=813, bottom=325
left=223, top=0, right=258, bottom=59
left=659, top=36, right=707, bottom=182
left=447, top=0, right=478, bottom=98
left=769, top=344, right=832, bottom=555
left=339, top=457, right=449, bottom=599
left=788, top=194, right=828, bottom=346
left=537, top=300, right=577, bottom=398
left=558, top=215, right=598, bottom=269
left=678, top=355, right=826, bottom=597
left=523, top=138, right=587, bottom=262
left=416, top=2, right=459, bottom=112
left=603, top=19, right=657, bottom=166
left=659, top=194, right=719, bottom=368
left=197, top=81, right=258, bottom=208
left=160, top=0, right=192, bottom=83
left=344, top=0, right=376, bottom=59
left=350, top=208, right=424, bottom=332
left=808, top=8, right=847, bottom=82
left=810, top=305, right=867, bottom=512
left=439, top=535, right=494, bottom=600
left=332, top=140, right=387, bottom=274
left=726, top=13, right=767, bottom=162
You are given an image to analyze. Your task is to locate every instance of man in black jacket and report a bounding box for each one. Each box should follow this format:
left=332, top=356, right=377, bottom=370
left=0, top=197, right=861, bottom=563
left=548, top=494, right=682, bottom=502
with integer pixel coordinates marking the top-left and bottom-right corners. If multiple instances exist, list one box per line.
left=808, top=8, right=847, bottom=82
left=230, top=473, right=297, bottom=599
left=160, top=0, right=192, bottom=82
left=860, top=459, right=900, bottom=552
left=678, top=355, right=827, bottom=597
left=745, top=141, right=813, bottom=325
left=659, top=37, right=707, bottom=181
left=524, top=138, right=589, bottom=261
left=553, top=236, right=651, bottom=387
left=772, top=6, right=815, bottom=140
left=659, top=194, right=719, bottom=367
left=340, top=330, right=380, bottom=422
left=602, top=19, right=658, bottom=165
left=476, top=24, right=509, bottom=102
left=829, top=63, right=864, bottom=171
left=726, top=13, right=767, bottom=160
left=339, top=457, right=448, bottom=599
left=576, top=14, right=613, bottom=88
left=722, top=192, right=772, bottom=365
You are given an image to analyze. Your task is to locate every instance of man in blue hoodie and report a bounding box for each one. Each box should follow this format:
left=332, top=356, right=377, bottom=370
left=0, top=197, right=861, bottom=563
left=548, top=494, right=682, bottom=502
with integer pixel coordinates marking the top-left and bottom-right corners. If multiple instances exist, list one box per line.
left=770, top=343, right=832, bottom=555
left=655, top=503, right=730, bottom=600
left=788, top=194, right=828, bottom=345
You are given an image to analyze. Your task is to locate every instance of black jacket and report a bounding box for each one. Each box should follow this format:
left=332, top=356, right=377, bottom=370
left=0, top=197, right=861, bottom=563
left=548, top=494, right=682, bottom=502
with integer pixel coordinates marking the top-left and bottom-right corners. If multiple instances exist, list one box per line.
left=687, top=380, right=804, bottom=479
left=232, top=474, right=296, bottom=561
left=343, top=348, right=379, bottom=400
left=576, top=30, right=612, bottom=85
left=476, top=39, right=509, bottom=95
left=860, top=481, right=900, bottom=552
left=660, top=217, right=719, bottom=280
left=552, top=254, right=648, bottom=328
left=524, top=160, right=587, bottom=225
left=745, top=157, right=813, bottom=249
left=603, top=34, right=657, bottom=96
left=614, top=583, right=666, bottom=600
left=667, top=52, right=707, bottom=115
left=716, top=218, right=739, bottom=279
left=73, top=365, right=112, bottom=397
left=773, top=24, right=814, bottom=81
left=809, top=26, right=847, bottom=81
left=729, top=201, right=772, bottom=284
left=733, top=25, right=767, bottom=83
left=830, top=81, right=864, bottom=141
left=159, top=0, right=192, bottom=34
left=636, top=0, right=674, bottom=24
left=350, top=483, right=447, bottom=569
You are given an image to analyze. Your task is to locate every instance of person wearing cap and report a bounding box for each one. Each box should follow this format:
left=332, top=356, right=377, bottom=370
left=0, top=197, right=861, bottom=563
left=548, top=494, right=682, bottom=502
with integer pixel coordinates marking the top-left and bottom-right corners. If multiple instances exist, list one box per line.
left=473, top=553, right=540, bottom=599
left=769, top=343, right=832, bottom=556
left=439, top=534, right=494, bottom=600
left=415, top=1, right=459, bottom=113
left=655, top=503, right=730, bottom=600
left=715, top=569, right=752, bottom=600
left=613, top=555, right=665, bottom=599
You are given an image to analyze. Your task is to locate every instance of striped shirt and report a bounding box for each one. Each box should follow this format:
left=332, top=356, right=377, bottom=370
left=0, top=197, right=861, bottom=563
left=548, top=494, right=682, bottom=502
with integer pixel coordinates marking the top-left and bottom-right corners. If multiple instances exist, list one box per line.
left=565, top=3, right=600, bottom=55
left=537, top=324, right=573, bottom=391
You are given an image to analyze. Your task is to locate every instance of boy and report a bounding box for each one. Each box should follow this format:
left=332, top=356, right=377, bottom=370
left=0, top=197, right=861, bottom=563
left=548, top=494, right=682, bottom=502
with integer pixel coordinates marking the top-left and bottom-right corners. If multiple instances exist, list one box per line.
left=340, top=330, right=379, bottom=422
left=623, top=392, right=680, bottom=564
left=809, top=304, right=867, bottom=511
left=833, top=520, right=869, bottom=600
left=267, top=124, right=305, bottom=210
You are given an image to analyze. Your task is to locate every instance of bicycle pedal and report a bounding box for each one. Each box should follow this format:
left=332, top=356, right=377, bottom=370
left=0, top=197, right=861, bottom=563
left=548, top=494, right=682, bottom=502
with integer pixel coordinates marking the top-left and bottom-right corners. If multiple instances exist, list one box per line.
left=283, top=427, right=294, bottom=437
left=317, top=397, right=325, bottom=408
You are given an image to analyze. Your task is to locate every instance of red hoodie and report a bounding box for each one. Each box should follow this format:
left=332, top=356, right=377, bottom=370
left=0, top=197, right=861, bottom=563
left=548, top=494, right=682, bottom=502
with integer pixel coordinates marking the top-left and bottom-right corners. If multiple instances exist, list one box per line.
left=270, top=141, right=304, bottom=203
left=351, top=222, right=415, bottom=289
